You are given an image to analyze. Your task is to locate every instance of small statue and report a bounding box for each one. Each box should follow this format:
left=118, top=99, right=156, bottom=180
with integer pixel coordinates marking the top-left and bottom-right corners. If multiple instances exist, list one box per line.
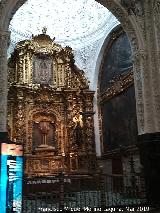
left=72, top=114, right=84, bottom=145
left=73, top=121, right=83, bottom=145
left=42, top=26, right=47, bottom=34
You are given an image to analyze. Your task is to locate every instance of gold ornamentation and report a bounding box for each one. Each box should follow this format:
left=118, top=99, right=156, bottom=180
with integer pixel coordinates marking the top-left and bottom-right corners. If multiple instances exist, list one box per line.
left=8, top=31, right=97, bottom=177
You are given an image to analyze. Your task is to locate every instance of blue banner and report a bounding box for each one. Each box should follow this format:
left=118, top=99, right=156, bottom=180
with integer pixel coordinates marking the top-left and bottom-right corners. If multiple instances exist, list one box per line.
left=0, top=143, right=23, bottom=213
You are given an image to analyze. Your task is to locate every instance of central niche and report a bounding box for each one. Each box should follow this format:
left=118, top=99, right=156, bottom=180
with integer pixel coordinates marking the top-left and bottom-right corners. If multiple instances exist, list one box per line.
left=32, top=114, right=56, bottom=151
left=32, top=55, right=53, bottom=85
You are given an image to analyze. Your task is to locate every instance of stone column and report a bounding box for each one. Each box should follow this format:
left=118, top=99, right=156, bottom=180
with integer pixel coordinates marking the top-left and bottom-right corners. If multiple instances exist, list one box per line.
left=0, top=30, right=10, bottom=140
left=137, top=1, right=160, bottom=207
left=133, top=50, right=145, bottom=135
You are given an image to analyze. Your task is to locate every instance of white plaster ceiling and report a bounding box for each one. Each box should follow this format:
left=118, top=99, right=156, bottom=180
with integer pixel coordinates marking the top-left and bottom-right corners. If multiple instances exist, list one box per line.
left=9, top=0, right=119, bottom=87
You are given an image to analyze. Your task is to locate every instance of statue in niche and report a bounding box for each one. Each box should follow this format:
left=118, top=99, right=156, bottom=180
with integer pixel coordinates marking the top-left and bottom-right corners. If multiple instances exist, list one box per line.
left=72, top=114, right=83, bottom=146
left=32, top=120, right=56, bottom=151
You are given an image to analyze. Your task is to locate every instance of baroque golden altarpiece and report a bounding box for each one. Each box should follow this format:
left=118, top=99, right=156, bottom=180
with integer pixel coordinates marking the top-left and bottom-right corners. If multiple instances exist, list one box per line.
left=7, top=30, right=97, bottom=177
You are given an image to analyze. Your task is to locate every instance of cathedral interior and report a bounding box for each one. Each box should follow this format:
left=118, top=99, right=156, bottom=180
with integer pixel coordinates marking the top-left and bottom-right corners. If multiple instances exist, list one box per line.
left=0, top=0, right=160, bottom=212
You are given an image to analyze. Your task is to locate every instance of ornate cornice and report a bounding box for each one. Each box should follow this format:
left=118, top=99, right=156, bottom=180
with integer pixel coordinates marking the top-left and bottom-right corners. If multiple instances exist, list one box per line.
left=15, top=33, right=73, bottom=57
left=98, top=71, right=133, bottom=104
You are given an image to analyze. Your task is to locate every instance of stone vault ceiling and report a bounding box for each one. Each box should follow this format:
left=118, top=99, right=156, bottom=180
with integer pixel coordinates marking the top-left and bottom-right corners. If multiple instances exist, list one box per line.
left=9, top=0, right=119, bottom=87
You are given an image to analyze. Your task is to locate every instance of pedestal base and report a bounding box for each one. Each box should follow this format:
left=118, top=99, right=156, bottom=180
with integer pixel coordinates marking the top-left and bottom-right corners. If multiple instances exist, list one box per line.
left=138, top=132, right=160, bottom=207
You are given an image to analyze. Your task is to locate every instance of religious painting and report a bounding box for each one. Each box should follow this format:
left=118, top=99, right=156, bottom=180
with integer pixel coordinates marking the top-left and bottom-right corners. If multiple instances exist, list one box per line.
left=101, top=86, right=138, bottom=152
left=32, top=55, right=53, bottom=84
left=100, top=32, right=133, bottom=93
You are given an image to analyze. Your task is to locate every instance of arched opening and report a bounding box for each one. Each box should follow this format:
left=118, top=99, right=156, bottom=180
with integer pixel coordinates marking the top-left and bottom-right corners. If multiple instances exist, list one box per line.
left=0, top=0, right=145, bottom=135
left=98, top=25, right=135, bottom=152
left=97, top=25, right=143, bottom=192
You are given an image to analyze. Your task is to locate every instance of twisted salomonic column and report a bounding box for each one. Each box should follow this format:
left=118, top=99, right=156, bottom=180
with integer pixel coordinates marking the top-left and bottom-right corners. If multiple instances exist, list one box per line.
left=0, top=30, right=10, bottom=140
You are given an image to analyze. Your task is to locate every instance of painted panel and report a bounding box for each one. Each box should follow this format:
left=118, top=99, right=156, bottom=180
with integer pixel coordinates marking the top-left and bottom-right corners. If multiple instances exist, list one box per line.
left=101, top=86, right=138, bottom=152
left=100, top=33, right=132, bottom=93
